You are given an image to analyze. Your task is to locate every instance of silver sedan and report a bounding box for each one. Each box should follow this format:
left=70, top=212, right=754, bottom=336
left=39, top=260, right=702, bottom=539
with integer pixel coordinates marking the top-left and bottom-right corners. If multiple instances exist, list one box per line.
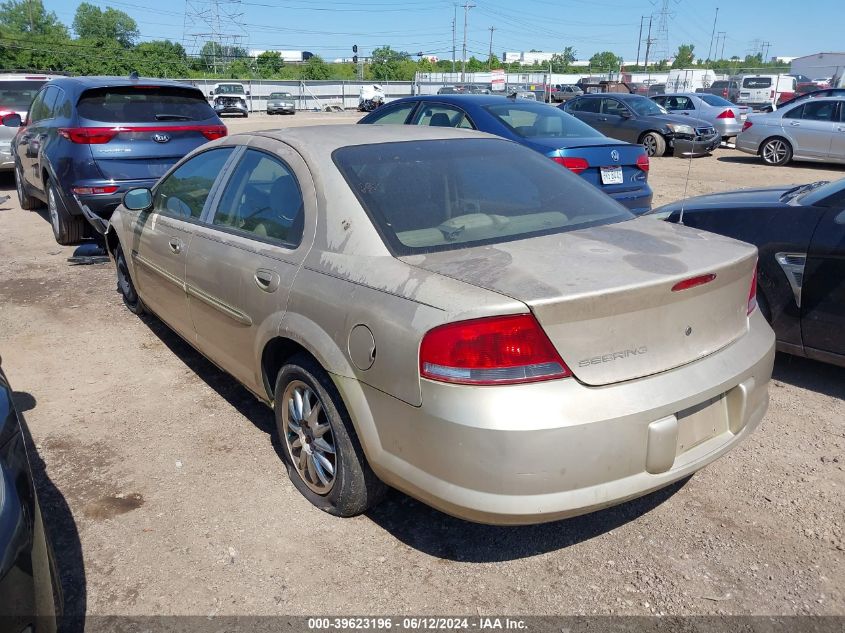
left=736, top=96, right=845, bottom=166
left=651, top=93, right=750, bottom=141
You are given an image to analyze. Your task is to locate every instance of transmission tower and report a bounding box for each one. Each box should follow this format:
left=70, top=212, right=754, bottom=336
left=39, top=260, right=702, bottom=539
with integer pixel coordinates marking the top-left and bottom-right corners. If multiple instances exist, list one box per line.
left=654, top=0, right=672, bottom=65
left=182, top=0, right=248, bottom=74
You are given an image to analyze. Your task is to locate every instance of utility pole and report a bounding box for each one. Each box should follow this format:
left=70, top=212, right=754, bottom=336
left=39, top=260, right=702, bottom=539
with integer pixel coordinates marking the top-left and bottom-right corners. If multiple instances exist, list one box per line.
left=707, top=7, right=719, bottom=62
left=636, top=15, right=645, bottom=69
left=643, top=15, right=653, bottom=70
left=488, top=26, right=495, bottom=68
left=761, top=41, right=771, bottom=63
left=461, top=1, right=475, bottom=82
left=451, top=4, right=457, bottom=74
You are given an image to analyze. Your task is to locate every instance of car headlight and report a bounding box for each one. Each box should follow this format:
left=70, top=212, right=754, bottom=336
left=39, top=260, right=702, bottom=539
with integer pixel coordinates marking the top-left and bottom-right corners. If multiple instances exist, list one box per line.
left=667, top=123, right=695, bottom=135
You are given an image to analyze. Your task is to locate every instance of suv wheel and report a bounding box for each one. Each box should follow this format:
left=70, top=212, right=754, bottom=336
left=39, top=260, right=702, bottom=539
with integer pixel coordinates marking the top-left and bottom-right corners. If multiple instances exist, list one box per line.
left=47, top=179, right=85, bottom=245
left=15, top=164, right=39, bottom=210
left=274, top=355, right=386, bottom=517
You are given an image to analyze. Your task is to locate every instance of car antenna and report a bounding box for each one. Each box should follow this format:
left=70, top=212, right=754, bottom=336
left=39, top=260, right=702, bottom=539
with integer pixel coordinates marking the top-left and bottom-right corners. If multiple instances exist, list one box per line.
left=129, top=71, right=139, bottom=80
left=678, top=146, right=695, bottom=226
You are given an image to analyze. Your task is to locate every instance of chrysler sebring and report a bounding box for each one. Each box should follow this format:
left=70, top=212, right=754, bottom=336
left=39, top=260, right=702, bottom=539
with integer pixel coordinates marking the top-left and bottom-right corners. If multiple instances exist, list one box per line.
left=104, top=126, right=775, bottom=524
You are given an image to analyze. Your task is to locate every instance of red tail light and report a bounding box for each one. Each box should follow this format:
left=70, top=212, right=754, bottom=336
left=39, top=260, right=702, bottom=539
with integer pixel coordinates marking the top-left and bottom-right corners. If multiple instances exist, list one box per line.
left=716, top=109, right=735, bottom=119
left=742, top=121, right=753, bottom=132
left=747, top=266, right=758, bottom=315
left=721, top=88, right=728, bottom=97
left=636, top=153, right=650, bottom=172
left=552, top=156, right=589, bottom=174
left=671, top=273, right=716, bottom=292
left=72, top=185, right=119, bottom=195
left=59, top=124, right=227, bottom=144
left=419, top=314, right=571, bottom=385
left=770, top=90, right=775, bottom=99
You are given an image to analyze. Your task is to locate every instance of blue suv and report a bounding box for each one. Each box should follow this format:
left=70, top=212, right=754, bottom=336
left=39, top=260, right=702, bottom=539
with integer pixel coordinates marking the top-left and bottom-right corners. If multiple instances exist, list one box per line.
left=2, top=76, right=226, bottom=244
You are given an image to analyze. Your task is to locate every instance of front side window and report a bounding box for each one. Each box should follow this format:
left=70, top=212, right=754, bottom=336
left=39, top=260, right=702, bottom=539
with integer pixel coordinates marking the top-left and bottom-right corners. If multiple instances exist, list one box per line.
left=29, top=86, right=58, bottom=123
left=153, top=148, right=234, bottom=219
left=602, top=98, right=628, bottom=116
left=364, top=102, right=416, bottom=125
left=212, top=149, right=304, bottom=246
left=486, top=103, right=601, bottom=138
left=412, top=104, right=474, bottom=129
left=333, top=138, right=633, bottom=256
left=627, top=97, right=667, bottom=116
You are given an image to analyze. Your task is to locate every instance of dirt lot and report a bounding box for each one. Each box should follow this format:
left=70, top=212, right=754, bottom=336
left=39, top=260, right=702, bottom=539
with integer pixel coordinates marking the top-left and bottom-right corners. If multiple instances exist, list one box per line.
left=0, top=111, right=843, bottom=618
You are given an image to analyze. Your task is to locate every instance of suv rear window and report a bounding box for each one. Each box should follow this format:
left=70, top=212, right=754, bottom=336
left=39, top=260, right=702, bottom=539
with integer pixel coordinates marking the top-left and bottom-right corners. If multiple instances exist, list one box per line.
left=742, top=77, right=772, bottom=89
left=332, top=138, right=632, bottom=255
left=0, top=80, right=46, bottom=110
left=77, top=86, right=216, bottom=122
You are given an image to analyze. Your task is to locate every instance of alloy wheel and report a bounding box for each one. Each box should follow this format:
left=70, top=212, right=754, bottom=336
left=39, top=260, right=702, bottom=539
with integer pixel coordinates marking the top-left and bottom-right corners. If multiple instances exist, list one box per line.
left=762, top=139, right=788, bottom=164
left=15, top=167, right=25, bottom=203
left=643, top=135, right=657, bottom=156
left=47, top=186, right=60, bottom=236
left=282, top=380, right=336, bottom=495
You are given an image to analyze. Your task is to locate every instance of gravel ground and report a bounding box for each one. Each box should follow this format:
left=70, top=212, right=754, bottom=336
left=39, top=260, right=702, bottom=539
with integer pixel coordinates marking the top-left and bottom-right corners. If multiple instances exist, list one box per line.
left=0, top=111, right=843, bottom=618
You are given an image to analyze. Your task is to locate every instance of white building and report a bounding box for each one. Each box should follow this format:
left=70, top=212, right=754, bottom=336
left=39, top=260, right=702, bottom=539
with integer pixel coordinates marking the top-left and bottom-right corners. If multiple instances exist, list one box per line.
left=789, top=52, right=845, bottom=79
left=248, top=50, right=305, bottom=63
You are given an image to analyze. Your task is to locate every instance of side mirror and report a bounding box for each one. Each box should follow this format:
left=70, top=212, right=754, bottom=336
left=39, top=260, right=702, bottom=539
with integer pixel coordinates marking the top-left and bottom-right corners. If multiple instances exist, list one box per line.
left=1, top=113, right=22, bottom=127
left=208, top=90, right=214, bottom=97
left=245, top=90, right=251, bottom=96
left=835, top=210, right=845, bottom=225
left=123, top=187, right=153, bottom=211
left=620, top=110, right=631, bottom=118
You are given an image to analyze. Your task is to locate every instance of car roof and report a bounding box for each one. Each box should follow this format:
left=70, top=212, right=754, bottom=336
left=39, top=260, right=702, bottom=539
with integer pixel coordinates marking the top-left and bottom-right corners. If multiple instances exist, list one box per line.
left=577, top=92, right=642, bottom=99
left=49, top=76, right=198, bottom=90
left=390, top=94, right=545, bottom=107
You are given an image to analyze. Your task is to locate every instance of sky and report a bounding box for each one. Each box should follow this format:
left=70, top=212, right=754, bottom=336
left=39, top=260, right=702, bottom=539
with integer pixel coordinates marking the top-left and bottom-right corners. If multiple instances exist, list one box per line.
left=47, top=0, right=842, bottom=63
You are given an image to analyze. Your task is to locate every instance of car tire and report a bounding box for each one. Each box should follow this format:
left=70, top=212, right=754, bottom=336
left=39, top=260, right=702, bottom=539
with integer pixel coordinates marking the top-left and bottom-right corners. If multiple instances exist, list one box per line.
left=641, top=132, right=667, bottom=157
left=759, top=137, right=792, bottom=166
left=274, top=354, right=387, bottom=517
left=114, top=243, right=145, bottom=315
left=15, top=164, right=39, bottom=210
left=47, top=179, right=85, bottom=245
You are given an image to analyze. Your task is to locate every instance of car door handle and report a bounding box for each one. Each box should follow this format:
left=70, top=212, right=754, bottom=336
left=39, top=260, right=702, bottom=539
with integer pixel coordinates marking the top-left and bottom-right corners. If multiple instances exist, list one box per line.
left=168, top=238, right=182, bottom=254
left=254, top=269, right=280, bottom=293
left=789, top=121, right=800, bottom=126
left=838, top=126, right=845, bottom=132
left=598, top=116, right=608, bottom=121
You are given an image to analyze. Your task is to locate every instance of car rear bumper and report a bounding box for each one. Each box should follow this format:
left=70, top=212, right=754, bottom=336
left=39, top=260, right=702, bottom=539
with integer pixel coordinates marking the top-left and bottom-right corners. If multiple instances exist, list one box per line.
left=337, top=310, right=775, bottom=525
left=713, top=120, right=743, bottom=138
left=671, top=133, right=721, bottom=156
left=608, top=185, right=653, bottom=215
left=735, top=135, right=761, bottom=155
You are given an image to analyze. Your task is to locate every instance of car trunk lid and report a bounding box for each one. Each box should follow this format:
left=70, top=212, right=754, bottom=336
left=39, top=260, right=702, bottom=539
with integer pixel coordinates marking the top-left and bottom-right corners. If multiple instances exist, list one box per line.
left=402, top=218, right=757, bottom=386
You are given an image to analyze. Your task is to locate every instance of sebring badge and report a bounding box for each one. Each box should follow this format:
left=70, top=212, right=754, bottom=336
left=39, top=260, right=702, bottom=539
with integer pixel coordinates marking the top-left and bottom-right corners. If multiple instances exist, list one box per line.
left=152, top=133, right=171, bottom=143
left=610, top=149, right=620, bottom=162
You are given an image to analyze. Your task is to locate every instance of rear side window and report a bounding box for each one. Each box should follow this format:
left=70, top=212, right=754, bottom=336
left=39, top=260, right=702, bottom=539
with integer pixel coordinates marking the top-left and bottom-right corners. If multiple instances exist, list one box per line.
left=363, top=102, right=416, bottom=125
left=78, top=86, right=216, bottom=123
left=743, top=77, right=772, bottom=89
left=569, top=98, right=600, bottom=113
left=332, top=139, right=633, bottom=256
left=412, top=104, right=474, bottom=129
left=0, top=80, right=46, bottom=110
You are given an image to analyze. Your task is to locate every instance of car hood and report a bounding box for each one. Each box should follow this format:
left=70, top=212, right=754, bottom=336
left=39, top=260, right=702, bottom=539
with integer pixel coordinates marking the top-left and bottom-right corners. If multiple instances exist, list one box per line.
left=651, top=186, right=795, bottom=214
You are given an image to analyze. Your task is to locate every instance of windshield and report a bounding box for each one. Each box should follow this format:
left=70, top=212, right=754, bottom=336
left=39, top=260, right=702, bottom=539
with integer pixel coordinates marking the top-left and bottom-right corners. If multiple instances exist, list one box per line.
left=628, top=97, right=667, bottom=116
left=269, top=92, right=292, bottom=99
left=332, top=138, right=633, bottom=256
left=699, top=94, right=734, bottom=107
left=0, top=80, right=46, bottom=110
left=485, top=103, right=602, bottom=138
left=216, top=84, right=245, bottom=94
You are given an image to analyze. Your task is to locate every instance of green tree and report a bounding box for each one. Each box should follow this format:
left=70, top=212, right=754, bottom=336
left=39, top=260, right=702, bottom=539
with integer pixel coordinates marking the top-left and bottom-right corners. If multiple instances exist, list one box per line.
left=589, top=50, right=621, bottom=72
left=132, top=40, right=188, bottom=77
left=0, top=0, right=67, bottom=37
left=370, top=45, right=410, bottom=81
left=299, top=54, right=330, bottom=80
left=465, top=55, right=484, bottom=72
left=73, top=2, right=138, bottom=47
left=550, top=46, right=576, bottom=73
left=487, top=53, right=501, bottom=70
left=672, top=43, right=695, bottom=68
left=416, top=56, right=434, bottom=73
left=255, top=50, right=283, bottom=78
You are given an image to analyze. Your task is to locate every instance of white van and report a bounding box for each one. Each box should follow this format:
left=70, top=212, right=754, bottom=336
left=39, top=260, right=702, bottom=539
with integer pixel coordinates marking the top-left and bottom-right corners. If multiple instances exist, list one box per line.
left=737, top=74, right=796, bottom=110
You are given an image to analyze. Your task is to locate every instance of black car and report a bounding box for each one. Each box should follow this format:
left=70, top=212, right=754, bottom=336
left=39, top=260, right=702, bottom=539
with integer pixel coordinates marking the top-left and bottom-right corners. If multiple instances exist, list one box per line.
left=562, top=93, right=720, bottom=157
left=649, top=179, right=845, bottom=367
left=0, top=364, right=61, bottom=632
left=3, top=75, right=226, bottom=245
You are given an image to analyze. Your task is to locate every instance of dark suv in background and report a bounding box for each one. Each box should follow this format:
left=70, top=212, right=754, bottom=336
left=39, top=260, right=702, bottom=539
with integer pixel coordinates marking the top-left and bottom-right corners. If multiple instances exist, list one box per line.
left=3, top=76, right=226, bottom=245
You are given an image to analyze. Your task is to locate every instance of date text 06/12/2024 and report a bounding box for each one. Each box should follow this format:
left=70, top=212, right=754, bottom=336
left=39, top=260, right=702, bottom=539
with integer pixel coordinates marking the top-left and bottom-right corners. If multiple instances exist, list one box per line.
left=307, top=618, right=528, bottom=630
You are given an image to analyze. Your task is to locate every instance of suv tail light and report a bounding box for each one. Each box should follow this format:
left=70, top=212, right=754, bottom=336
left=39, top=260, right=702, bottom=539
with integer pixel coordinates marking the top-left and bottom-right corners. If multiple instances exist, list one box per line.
left=716, top=109, right=735, bottom=119
left=747, top=265, right=758, bottom=315
left=59, top=124, right=227, bottom=144
left=419, top=314, right=571, bottom=385
left=742, top=120, right=753, bottom=132
left=552, top=156, right=589, bottom=174
left=721, top=88, right=728, bottom=97
left=636, top=153, right=650, bottom=172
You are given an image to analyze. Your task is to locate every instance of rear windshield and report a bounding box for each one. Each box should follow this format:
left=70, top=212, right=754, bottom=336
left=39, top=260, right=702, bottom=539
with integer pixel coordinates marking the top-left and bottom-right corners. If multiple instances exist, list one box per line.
left=699, top=94, right=734, bottom=106
left=0, top=80, right=46, bottom=109
left=485, top=103, right=602, bottom=138
left=269, top=92, right=292, bottom=99
left=743, top=77, right=772, bottom=89
left=332, top=138, right=633, bottom=256
left=77, top=86, right=216, bottom=122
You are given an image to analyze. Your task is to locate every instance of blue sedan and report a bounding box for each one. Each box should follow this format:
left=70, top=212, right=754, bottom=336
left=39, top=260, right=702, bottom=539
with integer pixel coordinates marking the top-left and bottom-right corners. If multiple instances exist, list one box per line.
left=358, top=94, right=653, bottom=214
